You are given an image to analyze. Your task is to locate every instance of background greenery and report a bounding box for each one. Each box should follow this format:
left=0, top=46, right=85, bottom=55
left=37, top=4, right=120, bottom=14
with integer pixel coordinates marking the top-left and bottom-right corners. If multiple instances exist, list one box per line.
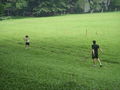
left=0, top=12, right=120, bottom=90
left=0, top=0, right=120, bottom=17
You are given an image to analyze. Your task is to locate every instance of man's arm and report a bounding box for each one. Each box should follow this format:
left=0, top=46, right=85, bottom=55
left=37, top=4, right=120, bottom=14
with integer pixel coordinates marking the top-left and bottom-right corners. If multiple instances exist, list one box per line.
left=99, top=48, right=103, bottom=53
left=92, top=49, right=95, bottom=55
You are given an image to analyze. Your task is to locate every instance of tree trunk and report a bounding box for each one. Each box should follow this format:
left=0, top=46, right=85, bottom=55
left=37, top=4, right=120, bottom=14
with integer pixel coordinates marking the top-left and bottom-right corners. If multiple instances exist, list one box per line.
left=84, top=0, right=90, bottom=13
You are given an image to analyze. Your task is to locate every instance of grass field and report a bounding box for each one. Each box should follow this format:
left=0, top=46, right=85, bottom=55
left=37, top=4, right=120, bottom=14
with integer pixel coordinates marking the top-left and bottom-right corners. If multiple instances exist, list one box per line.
left=0, top=12, right=120, bottom=90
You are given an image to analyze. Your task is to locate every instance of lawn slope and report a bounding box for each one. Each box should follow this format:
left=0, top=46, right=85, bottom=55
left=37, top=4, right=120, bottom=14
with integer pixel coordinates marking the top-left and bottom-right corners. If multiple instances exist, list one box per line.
left=0, top=12, right=120, bottom=90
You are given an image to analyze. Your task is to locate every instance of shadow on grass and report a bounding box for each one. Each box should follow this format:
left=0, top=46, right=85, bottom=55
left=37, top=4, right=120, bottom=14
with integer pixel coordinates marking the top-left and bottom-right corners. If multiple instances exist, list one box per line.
left=103, top=60, right=120, bottom=64
left=0, top=16, right=33, bottom=21
left=0, top=14, right=71, bottom=21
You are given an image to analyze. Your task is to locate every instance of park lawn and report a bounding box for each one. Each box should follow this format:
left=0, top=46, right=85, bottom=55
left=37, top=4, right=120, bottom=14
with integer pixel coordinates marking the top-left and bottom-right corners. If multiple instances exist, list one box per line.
left=0, top=12, right=120, bottom=90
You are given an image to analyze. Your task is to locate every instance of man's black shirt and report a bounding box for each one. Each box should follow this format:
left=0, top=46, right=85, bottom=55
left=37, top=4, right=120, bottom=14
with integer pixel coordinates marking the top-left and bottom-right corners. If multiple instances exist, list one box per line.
left=92, top=44, right=99, bottom=59
left=92, top=44, right=99, bottom=54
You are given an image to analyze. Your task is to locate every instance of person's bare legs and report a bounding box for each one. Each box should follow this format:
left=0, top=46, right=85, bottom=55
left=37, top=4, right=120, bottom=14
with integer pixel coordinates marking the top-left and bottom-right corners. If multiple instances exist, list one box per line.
left=93, top=59, right=97, bottom=66
left=25, top=45, right=29, bottom=49
left=97, top=58, right=102, bottom=67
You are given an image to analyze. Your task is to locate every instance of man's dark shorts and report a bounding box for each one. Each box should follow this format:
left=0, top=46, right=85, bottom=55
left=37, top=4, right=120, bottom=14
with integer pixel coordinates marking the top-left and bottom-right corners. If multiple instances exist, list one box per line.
left=92, top=53, right=98, bottom=59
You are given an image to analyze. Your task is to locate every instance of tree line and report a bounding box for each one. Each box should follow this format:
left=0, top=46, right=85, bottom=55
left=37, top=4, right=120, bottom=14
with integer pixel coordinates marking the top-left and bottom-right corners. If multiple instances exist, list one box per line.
left=0, top=0, right=120, bottom=17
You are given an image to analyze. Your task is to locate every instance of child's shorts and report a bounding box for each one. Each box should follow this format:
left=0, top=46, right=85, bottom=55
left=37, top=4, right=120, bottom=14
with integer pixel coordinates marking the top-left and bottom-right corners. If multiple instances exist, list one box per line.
left=26, top=42, right=30, bottom=45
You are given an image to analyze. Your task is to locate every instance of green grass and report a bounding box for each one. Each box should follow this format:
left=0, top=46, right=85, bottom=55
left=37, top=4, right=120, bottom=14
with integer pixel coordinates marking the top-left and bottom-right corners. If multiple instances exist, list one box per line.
left=0, top=12, right=120, bottom=90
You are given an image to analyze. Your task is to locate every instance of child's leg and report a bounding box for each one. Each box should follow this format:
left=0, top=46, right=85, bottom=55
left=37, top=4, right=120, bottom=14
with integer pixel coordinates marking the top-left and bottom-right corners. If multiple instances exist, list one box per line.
left=25, top=45, right=28, bottom=49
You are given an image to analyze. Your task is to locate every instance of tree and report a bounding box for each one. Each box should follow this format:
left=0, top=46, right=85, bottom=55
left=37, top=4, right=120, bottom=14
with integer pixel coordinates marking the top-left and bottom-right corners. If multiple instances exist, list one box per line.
left=110, top=0, right=120, bottom=11
left=0, top=3, right=4, bottom=16
left=0, top=0, right=120, bottom=17
left=15, top=0, right=28, bottom=16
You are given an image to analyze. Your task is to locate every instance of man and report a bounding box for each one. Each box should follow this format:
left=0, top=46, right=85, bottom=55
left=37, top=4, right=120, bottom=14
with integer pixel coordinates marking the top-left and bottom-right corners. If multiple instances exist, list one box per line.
left=92, top=40, right=103, bottom=67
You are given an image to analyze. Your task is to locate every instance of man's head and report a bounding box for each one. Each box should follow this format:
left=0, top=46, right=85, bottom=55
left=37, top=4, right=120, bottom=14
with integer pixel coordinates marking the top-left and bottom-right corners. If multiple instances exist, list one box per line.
left=93, top=40, right=96, bottom=44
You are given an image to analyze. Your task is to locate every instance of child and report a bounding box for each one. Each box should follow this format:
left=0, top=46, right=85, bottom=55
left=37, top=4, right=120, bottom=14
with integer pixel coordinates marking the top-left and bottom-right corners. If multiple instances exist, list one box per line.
left=24, top=35, right=30, bottom=49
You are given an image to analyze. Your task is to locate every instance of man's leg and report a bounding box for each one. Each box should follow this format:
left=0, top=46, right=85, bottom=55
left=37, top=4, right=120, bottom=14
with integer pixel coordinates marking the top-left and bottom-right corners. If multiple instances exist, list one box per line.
left=93, top=59, right=96, bottom=66
left=97, top=58, right=102, bottom=67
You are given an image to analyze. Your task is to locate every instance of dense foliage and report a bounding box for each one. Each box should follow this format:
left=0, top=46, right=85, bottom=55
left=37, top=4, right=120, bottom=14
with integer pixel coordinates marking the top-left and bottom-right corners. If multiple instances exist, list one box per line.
left=0, top=0, right=120, bottom=17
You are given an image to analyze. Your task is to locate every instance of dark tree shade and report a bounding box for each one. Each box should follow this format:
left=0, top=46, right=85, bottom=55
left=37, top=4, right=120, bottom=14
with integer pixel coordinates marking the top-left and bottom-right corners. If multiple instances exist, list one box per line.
left=0, top=0, right=120, bottom=17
